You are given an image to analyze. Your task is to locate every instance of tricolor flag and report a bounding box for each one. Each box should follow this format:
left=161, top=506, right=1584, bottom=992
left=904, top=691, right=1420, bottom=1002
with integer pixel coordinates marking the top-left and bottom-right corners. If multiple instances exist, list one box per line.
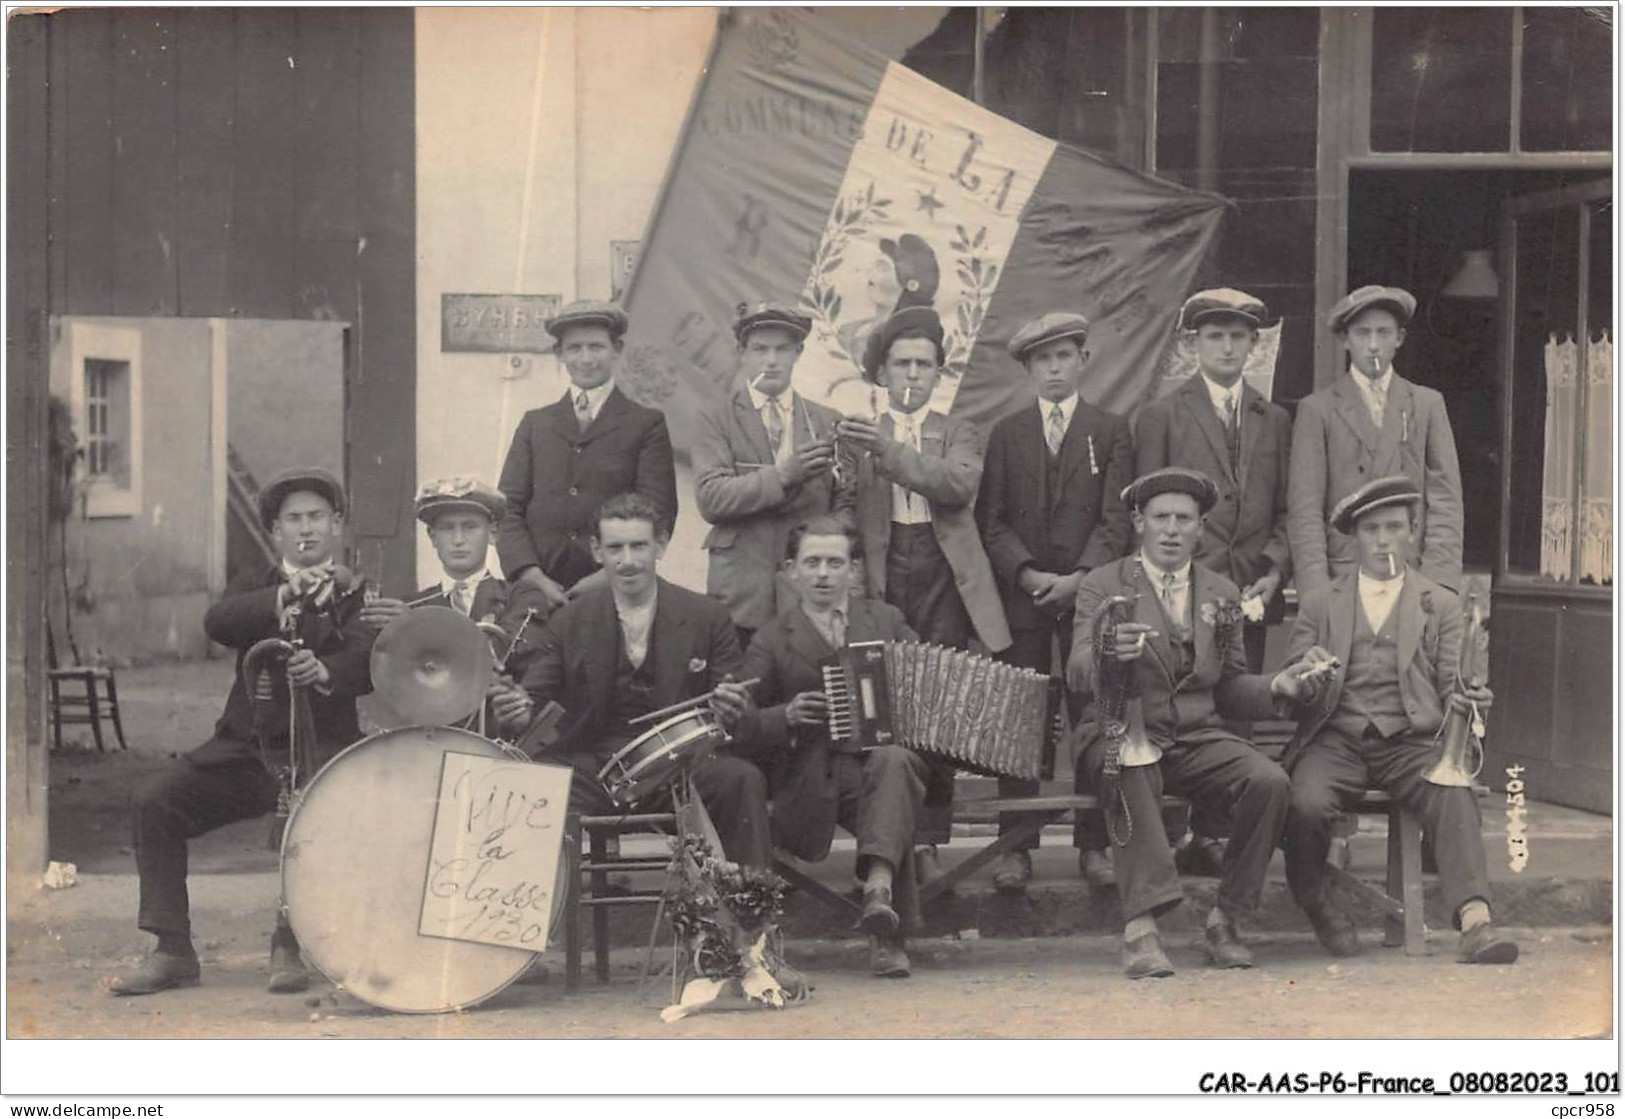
left=623, top=8, right=1226, bottom=450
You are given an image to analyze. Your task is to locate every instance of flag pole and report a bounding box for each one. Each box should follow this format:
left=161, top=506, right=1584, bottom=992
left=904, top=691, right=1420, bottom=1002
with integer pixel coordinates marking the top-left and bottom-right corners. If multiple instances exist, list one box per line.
left=619, top=9, right=731, bottom=312
left=972, top=8, right=987, bottom=106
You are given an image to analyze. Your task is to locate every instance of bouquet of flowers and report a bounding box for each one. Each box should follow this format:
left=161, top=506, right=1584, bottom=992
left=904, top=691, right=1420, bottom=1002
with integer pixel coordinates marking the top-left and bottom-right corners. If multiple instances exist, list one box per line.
left=659, top=834, right=810, bottom=1022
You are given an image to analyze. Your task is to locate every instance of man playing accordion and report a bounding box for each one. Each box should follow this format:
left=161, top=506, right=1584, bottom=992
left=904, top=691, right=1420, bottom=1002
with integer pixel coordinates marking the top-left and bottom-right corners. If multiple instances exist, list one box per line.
left=1067, top=468, right=1321, bottom=978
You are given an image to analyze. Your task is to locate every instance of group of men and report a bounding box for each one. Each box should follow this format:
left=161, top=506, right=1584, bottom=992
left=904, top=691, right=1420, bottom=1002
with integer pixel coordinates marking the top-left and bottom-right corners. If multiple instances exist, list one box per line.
left=111, top=281, right=1515, bottom=1000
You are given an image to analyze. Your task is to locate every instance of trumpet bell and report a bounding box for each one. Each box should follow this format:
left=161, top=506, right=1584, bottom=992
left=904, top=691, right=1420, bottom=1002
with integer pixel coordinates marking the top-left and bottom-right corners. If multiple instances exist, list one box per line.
left=1117, top=700, right=1163, bottom=768
left=369, top=606, right=493, bottom=727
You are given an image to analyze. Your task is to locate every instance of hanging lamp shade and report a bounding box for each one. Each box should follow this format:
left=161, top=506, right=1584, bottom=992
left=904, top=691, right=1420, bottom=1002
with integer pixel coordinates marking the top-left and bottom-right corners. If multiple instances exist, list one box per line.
left=1442, top=249, right=1500, bottom=299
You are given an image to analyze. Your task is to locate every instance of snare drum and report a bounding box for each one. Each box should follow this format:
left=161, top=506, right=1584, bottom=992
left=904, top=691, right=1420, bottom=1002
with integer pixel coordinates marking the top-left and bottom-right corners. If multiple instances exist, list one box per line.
left=281, top=725, right=568, bottom=1013
left=596, top=710, right=725, bottom=807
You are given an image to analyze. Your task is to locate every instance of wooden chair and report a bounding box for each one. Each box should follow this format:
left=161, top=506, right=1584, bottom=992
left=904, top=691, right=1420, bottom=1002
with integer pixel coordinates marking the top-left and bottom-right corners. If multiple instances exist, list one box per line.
left=560, top=810, right=678, bottom=991
left=47, top=625, right=128, bottom=752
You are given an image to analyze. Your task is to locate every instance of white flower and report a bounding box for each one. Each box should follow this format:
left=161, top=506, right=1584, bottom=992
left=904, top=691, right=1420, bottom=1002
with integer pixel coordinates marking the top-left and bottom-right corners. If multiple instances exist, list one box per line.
left=1241, top=595, right=1266, bottom=622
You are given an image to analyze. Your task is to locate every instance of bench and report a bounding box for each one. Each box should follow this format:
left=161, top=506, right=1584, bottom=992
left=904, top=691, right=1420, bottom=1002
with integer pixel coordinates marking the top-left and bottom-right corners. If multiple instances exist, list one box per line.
left=1325, top=786, right=1490, bottom=956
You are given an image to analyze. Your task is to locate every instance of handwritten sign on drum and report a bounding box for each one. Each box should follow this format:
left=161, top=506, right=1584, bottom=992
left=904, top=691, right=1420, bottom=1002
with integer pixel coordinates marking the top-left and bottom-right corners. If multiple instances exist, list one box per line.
left=419, top=752, right=572, bottom=950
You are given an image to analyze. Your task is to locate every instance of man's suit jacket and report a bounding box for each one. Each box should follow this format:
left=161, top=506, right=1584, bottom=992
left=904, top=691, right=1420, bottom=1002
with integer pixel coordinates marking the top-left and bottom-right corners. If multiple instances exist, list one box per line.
left=1135, top=376, right=1293, bottom=616
left=497, top=386, right=679, bottom=589
left=1288, top=371, right=1463, bottom=596
left=853, top=410, right=1011, bottom=653
left=1280, top=570, right=1463, bottom=772
left=692, top=388, right=854, bottom=631
left=413, top=575, right=551, bottom=679
left=518, top=578, right=743, bottom=755
left=191, top=565, right=375, bottom=767
left=736, top=597, right=917, bottom=861
left=978, top=398, right=1135, bottom=632
left=1066, top=556, right=1278, bottom=751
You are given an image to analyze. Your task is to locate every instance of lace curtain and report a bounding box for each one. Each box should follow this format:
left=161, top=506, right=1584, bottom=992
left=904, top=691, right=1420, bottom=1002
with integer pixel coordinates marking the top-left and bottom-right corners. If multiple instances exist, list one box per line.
left=1541, top=329, right=1613, bottom=584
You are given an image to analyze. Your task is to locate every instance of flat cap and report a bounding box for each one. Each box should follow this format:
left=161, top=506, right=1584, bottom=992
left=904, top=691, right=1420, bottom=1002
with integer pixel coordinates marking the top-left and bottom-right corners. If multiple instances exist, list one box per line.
left=258, top=467, right=346, bottom=529
left=1121, top=467, right=1219, bottom=515
left=1327, top=285, right=1416, bottom=333
left=545, top=299, right=628, bottom=341
left=1180, top=287, right=1268, bottom=332
left=1007, top=311, right=1090, bottom=362
left=862, top=305, right=945, bottom=382
left=1331, top=474, right=1422, bottom=535
left=734, top=301, right=812, bottom=344
left=415, top=475, right=507, bottom=525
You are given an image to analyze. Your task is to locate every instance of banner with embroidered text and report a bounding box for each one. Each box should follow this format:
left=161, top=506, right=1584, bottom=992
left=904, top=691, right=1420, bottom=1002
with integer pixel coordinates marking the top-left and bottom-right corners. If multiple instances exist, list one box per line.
left=622, top=8, right=1227, bottom=452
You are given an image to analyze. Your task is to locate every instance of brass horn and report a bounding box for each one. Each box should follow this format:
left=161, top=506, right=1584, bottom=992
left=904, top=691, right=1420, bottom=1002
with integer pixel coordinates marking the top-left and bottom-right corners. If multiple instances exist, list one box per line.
left=1425, top=592, right=1488, bottom=787
left=369, top=606, right=493, bottom=727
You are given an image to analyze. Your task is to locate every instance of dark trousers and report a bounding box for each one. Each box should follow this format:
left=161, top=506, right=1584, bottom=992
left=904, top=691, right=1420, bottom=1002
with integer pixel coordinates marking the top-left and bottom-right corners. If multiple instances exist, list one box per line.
left=1285, top=726, right=1490, bottom=925
left=996, top=619, right=1080, bottom=850
left=564, top=744, right=774, bottom=869
left=1187, top=622, right=1272, bottom=844
left=1076, top=732, right=1290, bottom=923
left=133, top=742, right=281, bottom=938
left=830, top=745, right=929, bottom=877
left=884, top=522, right=967, bottom=847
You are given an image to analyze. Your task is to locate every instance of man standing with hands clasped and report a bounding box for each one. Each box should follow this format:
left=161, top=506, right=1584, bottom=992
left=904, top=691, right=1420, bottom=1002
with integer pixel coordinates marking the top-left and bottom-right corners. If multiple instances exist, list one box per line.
left=977, top=311, right=1134, bottom=892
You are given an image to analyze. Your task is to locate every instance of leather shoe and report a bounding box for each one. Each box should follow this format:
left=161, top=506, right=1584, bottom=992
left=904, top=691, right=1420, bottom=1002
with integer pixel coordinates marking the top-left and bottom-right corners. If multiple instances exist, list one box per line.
left=857, top=885, right=900, bottom=938
left=1204, top=919, right=1255, bottom=969
left=1078, top=847, right=1115, bottom=887
left=869, top=934, right=911, bottom=978
left=991, top=850, right=1032, bottom=893
left=1457, top=923, right=1519, bottom=965
left=914, top=845, right=948, bottom=892
left=109, top=950, right=201, bottom=996
left=1175, top=835, right=1226, bottom=878
left=268, top=939, right=311, bottom=994
left=1122, top=932, right=1175, bottom=979
left=1304, top=903, right=1360, bottom=958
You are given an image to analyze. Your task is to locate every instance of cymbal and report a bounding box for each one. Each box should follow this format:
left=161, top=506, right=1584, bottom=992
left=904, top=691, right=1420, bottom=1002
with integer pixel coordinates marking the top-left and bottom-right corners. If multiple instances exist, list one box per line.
left=369, top=606, right=492, bottom=727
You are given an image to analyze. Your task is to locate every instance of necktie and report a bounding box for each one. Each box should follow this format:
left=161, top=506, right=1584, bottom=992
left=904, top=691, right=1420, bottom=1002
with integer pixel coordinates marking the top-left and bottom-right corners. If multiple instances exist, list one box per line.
left=900, top=416, right=919, bottom=515
left=1366, top=379, right=1386, bottom=429
left=1161, top=571, right=1186, bottom=636
left=763, top=397, right=785, bottom=455
left=1045, top=404, right=1065, bottom=456
left=575, top=390, right=593, bottom=430
left=451, top=580, right=471, bottom=615
left=1225, top=391, right=1242, bottom=471
left=829, top=608, right=847, bottom=649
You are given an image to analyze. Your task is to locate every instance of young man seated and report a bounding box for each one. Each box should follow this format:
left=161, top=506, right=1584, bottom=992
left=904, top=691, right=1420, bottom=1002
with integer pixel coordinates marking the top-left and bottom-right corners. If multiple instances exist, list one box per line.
left=496, top=492, right=775, bottom=874
left=1279, top=475, right=1515, bottom=965
left=112, top=468, right=374, bottom=997
left=360, top=475, right=548, bottom=720
left=717, top=516, right=927, bottom=979
left=1067, top=468, right=1319, bottom=979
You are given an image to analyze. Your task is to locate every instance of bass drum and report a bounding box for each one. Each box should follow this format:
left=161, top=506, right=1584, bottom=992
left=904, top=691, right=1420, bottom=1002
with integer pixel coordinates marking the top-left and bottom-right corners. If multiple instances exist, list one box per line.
left=281, top=725, right=567, bottom=1014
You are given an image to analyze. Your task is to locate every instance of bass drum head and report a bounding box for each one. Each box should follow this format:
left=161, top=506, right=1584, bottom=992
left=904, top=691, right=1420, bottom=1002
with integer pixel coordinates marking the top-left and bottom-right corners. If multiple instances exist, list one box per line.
left=281, top=726, right=566, bottom=1014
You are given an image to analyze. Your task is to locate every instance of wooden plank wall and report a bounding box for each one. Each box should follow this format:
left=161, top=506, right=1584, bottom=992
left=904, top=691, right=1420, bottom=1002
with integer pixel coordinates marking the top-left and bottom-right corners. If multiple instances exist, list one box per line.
left=15, top=7, right=417, bottom=587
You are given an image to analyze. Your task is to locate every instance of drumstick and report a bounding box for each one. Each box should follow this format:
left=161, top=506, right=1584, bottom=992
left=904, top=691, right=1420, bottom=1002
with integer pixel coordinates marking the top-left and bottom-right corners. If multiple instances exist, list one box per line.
left=626, top=678, right=761, bottom=728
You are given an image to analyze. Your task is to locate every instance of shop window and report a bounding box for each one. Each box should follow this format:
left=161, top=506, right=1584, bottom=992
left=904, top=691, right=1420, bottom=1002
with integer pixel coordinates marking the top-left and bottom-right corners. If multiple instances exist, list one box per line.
left=1370, top=8, right=1512, bottom=153
left=1503, top=187, right=1611, bottom=587
left=1520, top=7, right=1613, bottom=152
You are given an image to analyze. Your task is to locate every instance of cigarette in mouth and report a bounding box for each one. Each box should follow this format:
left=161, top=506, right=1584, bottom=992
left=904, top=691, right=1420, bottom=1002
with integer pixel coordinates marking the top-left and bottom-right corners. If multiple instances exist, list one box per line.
left=749, top=369, right=769, bottom=390
left=1386, top=553, right=1397, bottom=578
left=297, top=540, right=317, bottom=552
left=903, top=386, right=916, bottom=409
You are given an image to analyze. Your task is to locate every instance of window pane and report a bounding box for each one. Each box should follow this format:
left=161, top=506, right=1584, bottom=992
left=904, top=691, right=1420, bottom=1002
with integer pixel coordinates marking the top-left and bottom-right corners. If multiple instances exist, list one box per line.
left=1521, top=8, right=1613, bottom=152
left=1371, top=8, right=1512, bottom=152
left=1578, top=201, right=1611, bottom=585
left=1505, top=207, right=1580, bottom=581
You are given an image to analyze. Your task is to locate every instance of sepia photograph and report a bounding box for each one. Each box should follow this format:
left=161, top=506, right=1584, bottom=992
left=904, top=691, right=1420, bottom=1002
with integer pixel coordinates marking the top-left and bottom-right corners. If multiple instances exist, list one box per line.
left=3, top=0, right=1617, bottom=1103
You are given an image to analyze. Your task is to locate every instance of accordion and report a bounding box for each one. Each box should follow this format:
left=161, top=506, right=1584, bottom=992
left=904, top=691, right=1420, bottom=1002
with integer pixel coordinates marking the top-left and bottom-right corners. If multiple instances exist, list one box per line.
left=821, top=641, right=1060, bottom=780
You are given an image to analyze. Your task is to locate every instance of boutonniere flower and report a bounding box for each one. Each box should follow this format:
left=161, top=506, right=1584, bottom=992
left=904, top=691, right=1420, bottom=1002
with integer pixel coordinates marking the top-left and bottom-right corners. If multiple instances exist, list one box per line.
left=687, top=656, right=709, bottom=674
left=479, top=612, right=498, bottom=626
left=1240, top=595, right=1266, bottom=623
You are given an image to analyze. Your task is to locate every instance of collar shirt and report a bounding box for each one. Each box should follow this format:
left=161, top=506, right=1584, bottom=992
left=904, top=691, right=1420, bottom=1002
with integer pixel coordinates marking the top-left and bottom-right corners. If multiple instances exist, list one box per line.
left=746, top=383, right=797, bottom=465
left=571, top=379, right=617, bottom=427
left=613, top=588, right=658, bottom=670
left=1141, top=553, right=1194, bottom=631
left=1351, top=366, right=1393, bottom=430
left=1200, top=373, right=1244, bottom=427
left=888, top=409, right=932, bottom=524
left=439, top=567, right=494, bottom=615
left=1357, top=568, right=1404, bottom=634
left=801, top=593, right=852, bottom=650
left=1037, top=391, right=1080, bottom=434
